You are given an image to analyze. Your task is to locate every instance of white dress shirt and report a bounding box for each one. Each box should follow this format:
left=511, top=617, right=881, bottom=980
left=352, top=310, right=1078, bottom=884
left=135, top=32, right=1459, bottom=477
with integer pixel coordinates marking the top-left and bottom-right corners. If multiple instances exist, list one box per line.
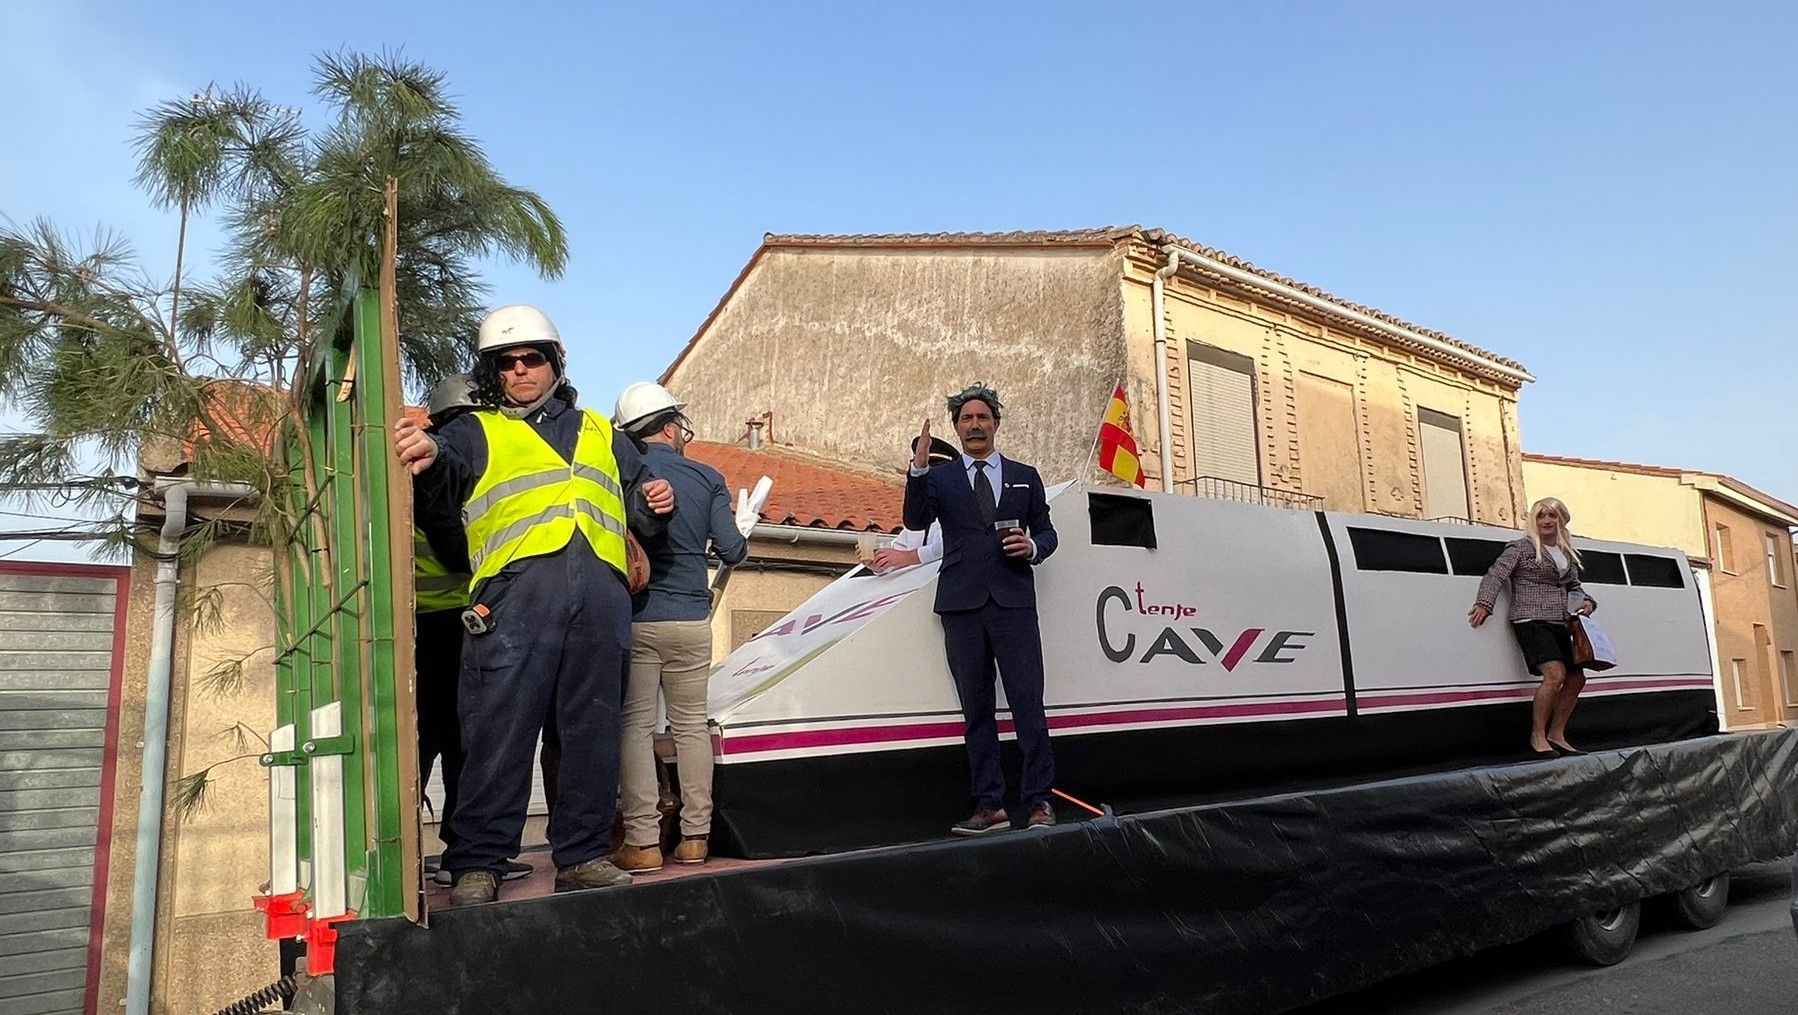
left=909, top=451, right=1036, bottom=561
left=890, top=522, right=944, bottom=565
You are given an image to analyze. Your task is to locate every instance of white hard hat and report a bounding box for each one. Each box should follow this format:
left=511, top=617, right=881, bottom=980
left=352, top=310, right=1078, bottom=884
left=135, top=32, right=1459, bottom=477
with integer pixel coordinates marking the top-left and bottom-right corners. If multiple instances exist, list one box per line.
left=477, top=305, right=563, bottom=355
left=613, top=381, right=686, bottom=434
left=426, top=372, right=478, bottom=419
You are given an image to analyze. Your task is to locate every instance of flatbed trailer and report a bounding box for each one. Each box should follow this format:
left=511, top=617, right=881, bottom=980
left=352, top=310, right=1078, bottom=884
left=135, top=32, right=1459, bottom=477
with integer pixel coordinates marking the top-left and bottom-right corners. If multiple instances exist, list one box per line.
left=326, top=730, right=1798, bottom=1015
left=243, top=290, right=1796, bottom=1014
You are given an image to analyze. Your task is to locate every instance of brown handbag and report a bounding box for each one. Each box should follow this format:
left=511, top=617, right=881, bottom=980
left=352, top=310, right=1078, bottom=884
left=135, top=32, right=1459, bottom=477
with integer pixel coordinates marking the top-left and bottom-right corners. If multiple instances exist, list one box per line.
left=1567, top=616, right=1614, bottom=671
left=625, top=530, right=651, bottom=594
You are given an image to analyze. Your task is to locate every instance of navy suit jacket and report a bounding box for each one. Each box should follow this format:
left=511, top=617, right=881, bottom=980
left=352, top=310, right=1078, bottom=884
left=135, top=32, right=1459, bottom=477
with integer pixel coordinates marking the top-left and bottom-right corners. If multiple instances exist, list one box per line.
left=903, top=456, right=1058, bottom=614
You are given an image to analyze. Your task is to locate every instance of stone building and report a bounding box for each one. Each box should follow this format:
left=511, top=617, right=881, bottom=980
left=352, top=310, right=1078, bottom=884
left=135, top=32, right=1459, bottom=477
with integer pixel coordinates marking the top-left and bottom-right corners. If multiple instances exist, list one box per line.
left=662, top=228, right=1535, bottom=524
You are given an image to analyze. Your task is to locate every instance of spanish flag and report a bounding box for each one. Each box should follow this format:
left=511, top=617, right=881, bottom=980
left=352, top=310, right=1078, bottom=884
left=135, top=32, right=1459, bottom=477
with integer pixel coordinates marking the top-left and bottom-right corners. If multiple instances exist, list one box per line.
left=1097, top=383, right=1147, bottom=488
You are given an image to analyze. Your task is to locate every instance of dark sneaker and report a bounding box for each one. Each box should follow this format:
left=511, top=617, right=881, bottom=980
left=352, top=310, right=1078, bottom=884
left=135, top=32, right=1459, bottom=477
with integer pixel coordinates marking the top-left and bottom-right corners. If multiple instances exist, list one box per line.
left=1027, top=801, right=1056, bottom=829
left=448, top=870, right=498, bottom=906
left=435, top=858, right=531, bottom=886
left=950, top=808, right=1011, bottom=836
left=554, top=858, right=634, bottom=893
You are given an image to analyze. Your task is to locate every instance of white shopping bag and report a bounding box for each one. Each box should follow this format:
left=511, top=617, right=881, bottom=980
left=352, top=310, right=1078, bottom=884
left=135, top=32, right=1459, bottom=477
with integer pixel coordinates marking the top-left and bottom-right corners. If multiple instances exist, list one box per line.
left=1575, top=615, right=1618, bottom=670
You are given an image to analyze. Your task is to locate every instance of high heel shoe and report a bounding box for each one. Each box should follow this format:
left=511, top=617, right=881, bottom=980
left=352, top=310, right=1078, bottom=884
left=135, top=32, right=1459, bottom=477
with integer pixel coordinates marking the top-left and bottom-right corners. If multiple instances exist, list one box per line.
left=1548, top=740, right=1586, bottom=756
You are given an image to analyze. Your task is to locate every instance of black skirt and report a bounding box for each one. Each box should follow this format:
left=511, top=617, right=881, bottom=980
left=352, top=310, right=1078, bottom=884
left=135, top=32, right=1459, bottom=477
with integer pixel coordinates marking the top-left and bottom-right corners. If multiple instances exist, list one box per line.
left=1513, top=620, right=1574, bottom=676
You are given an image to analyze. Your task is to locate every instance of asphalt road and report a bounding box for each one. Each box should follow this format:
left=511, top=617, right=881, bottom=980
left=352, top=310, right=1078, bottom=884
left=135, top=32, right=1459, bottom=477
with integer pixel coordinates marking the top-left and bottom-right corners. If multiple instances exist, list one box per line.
left=1296, top=859, right=1796, bottom=1014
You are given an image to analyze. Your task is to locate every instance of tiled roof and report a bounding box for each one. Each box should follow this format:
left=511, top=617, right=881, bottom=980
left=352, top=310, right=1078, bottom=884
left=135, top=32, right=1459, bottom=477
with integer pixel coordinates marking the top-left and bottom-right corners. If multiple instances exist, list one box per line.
left=666, top=226, right=1525, bottom=384
left=685, top=440, right=904, bottom=533
left=182, top=381, right=283, bottom=458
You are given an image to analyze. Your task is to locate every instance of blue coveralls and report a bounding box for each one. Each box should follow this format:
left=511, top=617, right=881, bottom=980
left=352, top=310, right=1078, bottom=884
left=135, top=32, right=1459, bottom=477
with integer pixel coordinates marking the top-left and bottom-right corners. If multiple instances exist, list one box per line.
left=419, top=395, right=666, bottom=876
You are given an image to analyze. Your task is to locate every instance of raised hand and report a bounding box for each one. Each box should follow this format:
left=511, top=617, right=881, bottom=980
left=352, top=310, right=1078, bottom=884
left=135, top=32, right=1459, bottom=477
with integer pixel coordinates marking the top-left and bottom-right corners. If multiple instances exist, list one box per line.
left=912, top=418, right=933, bottom=471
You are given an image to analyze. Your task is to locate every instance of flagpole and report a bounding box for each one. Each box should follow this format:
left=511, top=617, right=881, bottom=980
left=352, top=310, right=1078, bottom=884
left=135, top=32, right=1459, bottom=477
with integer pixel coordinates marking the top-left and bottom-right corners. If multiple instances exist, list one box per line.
left=1082, top=376, right=1121, bottom=482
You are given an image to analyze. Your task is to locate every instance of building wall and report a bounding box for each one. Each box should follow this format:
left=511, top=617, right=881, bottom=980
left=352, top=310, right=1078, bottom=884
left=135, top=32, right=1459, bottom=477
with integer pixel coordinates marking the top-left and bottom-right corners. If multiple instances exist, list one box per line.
left=665, top=245, right=1128, bottom=481
left=1702, top=496, right=1798, bottom=727
left=1520, top=461, right=1709, bottom=557
left=1134, top=260, right=1526, bottom=524
left=96, top=543, right=278, bottom=1015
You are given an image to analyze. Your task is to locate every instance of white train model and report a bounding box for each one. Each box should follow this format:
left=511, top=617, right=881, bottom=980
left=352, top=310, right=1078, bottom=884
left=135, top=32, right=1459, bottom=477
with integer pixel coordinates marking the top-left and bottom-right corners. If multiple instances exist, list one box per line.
left=706, top=483, right=1717, bottom=856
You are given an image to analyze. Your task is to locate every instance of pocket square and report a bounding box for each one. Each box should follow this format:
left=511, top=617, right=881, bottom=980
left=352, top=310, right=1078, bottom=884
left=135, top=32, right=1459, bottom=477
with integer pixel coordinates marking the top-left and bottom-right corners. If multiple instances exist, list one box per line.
left=1005, top=482, right=1029, bottom=489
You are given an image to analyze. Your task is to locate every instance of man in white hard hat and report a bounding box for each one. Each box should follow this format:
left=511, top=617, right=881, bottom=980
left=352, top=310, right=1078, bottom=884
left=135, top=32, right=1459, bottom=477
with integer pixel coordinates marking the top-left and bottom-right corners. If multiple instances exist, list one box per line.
left=609, top=382, right=757, bottom=871
left=393, top=305, right=675, bottom=904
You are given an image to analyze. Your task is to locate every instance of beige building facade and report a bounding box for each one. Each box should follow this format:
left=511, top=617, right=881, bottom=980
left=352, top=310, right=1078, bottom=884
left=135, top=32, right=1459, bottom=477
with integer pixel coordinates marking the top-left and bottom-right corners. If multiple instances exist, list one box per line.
left=1523, top=454, right=1798, bottom=727
left=664, top=228, right=1536, bottom=525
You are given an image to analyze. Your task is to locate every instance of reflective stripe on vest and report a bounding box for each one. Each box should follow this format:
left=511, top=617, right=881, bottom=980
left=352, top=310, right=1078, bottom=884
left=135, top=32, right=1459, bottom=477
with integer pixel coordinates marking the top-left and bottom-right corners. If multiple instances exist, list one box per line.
left=414, top=528, right=471, bottom=614
left=463, top=408, right=629, bottom=585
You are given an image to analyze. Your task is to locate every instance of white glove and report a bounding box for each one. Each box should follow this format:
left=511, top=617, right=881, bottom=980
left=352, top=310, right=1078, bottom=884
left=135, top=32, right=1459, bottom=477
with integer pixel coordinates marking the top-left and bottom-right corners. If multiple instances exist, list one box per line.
left=735, top=476, right=772, bottom=538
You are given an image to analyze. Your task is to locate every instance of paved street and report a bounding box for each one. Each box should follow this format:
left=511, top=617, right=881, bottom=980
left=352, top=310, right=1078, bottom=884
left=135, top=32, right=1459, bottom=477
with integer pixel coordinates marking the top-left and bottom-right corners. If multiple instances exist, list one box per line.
left=1298, top=859, right=1796, bottom=1014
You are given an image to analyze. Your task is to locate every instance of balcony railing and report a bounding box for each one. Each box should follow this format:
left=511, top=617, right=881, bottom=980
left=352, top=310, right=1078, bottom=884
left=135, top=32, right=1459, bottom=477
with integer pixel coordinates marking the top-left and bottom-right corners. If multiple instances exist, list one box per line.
left=1175, top=475, right=1324, bottom=511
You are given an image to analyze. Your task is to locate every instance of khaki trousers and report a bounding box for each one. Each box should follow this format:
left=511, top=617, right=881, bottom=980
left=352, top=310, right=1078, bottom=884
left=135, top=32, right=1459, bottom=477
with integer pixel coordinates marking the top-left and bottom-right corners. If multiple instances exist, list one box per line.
left=621, top=619, right=714, bottom=845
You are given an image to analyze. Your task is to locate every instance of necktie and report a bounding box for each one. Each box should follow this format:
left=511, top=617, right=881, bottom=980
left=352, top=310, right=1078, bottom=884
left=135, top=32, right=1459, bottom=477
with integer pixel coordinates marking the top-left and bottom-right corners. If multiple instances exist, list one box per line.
left=972, top=460, right=996, bottom=526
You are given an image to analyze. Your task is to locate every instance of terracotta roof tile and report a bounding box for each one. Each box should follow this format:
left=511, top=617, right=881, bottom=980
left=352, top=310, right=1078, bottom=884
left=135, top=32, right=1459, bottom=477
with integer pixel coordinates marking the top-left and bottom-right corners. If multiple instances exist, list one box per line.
left=685, top=440, right=903, bottom=533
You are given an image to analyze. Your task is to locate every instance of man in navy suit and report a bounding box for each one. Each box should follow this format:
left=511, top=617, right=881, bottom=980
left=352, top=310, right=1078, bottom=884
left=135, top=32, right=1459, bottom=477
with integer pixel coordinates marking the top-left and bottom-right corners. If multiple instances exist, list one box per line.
left=904, top=384, right=1059, bottom=834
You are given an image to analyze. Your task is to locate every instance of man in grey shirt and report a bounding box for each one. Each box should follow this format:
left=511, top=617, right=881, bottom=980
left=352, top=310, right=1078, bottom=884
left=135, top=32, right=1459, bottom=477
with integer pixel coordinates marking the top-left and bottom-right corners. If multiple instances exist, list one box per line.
left=611, top=383, right=750, bottom=870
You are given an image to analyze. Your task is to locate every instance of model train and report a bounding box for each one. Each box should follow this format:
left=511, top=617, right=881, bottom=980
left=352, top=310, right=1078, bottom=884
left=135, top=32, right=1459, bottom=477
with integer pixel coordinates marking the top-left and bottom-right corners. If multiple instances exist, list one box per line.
left=706, top=483, right=1719, bottom=856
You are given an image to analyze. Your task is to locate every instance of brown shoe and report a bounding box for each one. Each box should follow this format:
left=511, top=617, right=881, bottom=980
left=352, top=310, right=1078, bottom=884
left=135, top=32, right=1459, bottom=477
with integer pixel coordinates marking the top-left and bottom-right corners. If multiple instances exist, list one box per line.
left=555, top=858, right=634, bottom=892
left=950, top=808, right=1010, bottom=836
left=612, top=843, right=663, bottom=873
left=448, top=870, right=498, bottom=906
left=672, top=835, right=709, bottom=865
left=1027, top=800, right=1056, bottom=829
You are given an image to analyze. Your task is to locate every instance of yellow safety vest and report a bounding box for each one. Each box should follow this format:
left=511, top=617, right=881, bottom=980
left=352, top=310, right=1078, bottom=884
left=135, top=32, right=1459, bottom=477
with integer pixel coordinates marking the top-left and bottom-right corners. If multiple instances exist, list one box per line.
left=414, top=528, right=471, bottom=614
left=463, top=408, right=630, bottom=586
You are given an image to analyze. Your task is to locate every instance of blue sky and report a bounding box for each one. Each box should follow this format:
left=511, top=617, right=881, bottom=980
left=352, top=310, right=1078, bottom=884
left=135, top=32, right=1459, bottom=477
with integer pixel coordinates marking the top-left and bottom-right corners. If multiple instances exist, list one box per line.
left=3, top=1, right=1794, bottom=559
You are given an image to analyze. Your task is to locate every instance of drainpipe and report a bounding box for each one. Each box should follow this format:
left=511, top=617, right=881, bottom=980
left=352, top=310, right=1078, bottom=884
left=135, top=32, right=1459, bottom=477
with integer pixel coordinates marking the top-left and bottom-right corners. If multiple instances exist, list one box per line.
left=1151, top=252, right=1180, bottom=493
left=749, top=523, right=888, bottom=548
left=125, top=480, right=258, bottom=1015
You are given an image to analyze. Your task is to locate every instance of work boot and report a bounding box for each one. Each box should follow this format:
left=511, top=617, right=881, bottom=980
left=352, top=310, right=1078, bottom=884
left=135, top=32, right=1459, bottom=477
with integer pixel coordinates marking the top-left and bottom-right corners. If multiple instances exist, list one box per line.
left=555, top=858, right=634, bottom=893
left=612, top=843, right=663, bottom=873
left=673, top=835, right=709, bottom=866
left=448, top=870, right=498, bottom=906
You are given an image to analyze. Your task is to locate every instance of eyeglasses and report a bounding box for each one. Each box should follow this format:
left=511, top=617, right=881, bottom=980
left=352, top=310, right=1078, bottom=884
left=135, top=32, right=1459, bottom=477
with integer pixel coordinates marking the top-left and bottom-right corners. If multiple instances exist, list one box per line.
left=679, top=425, right=695, bottom=443
left=497, top=350, right=548, bottom=370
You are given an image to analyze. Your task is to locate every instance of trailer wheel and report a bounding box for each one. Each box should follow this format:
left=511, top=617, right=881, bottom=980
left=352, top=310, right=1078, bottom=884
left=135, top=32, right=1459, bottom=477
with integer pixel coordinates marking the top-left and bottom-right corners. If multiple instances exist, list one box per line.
left=1670, top=873, right=1730, bottom=930
left=1564, top=900, right=1641, bottom=966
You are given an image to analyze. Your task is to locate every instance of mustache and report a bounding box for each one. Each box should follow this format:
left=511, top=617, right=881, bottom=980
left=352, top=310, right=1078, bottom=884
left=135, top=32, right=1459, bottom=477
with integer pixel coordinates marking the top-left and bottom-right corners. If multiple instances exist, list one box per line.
left=963, top=429, right=989, bottom=438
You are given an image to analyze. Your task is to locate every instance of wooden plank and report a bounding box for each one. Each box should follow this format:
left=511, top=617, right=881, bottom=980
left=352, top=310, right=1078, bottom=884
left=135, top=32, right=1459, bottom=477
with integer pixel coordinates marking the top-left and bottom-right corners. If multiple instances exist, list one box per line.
left=0, top=709, right=106, bottom=732
left=0, top=967, right=84, bottom=1001
left=0, top=672, right=111, bottom=693
left=0, top=826, right=97, bottom=852
left=0, top=611, right=115, bottom=632
left=0, top=985, right=87, bottom=1015
left=0, top=689, right=108, bottom=711
left=0, top=749, right=101, bottom=774
left=0, top=946, right=87, bottom=978
left=0, top=574, right=117, bottom=595
left=0, top=769, right=101, bottom=792
left=0, top=924, right=87, bottom=957
left=0, top=730, right=103, bottom=752
left=0, top=885, right=90, bottom=917
left=0, top=631, right=115, bottom=653
left=0, top=807, right=97, bottom=833
left=0, top=789, right=99, bottom=813
left=0, top=590, right=116, bottom=614
left=0, top=904, right=89, bottom=936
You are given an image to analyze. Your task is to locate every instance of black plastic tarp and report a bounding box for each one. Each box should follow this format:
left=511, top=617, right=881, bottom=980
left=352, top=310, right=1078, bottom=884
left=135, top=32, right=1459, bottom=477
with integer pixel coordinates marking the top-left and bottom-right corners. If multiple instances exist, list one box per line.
left=336, top=730, right=1798, bottom=1015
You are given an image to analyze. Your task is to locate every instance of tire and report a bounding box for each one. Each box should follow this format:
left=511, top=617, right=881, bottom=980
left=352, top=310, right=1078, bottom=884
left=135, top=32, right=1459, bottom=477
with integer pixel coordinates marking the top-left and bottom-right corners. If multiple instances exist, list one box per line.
left=1670, top=872, right=1730, bottom=930
left=1564, top=900, right=1641, bottom=966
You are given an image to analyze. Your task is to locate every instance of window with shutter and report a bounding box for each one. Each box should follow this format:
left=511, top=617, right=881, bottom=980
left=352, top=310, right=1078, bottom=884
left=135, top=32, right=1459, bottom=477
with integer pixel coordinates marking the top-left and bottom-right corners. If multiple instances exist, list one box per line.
left=1418, top=408, right=1470, bottom=521
left=1186, top=344, right=1259, bottom=487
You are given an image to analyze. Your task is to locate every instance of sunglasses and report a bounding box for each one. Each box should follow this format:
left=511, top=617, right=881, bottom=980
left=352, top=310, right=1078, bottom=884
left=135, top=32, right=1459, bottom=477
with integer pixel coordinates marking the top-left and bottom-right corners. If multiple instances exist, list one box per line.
left=497, top=350, right=548, bottom=370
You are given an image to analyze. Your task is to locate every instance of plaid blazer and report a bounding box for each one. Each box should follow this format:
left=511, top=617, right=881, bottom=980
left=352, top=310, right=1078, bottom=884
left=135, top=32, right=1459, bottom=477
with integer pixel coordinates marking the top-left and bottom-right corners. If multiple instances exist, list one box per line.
left=1473, top=537, right=1597, bottom=624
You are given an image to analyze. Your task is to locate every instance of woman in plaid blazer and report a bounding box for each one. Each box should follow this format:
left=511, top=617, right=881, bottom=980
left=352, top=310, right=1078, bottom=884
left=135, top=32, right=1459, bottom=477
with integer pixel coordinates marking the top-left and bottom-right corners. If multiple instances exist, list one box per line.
left=1468, top=497, right=1599, bottom=757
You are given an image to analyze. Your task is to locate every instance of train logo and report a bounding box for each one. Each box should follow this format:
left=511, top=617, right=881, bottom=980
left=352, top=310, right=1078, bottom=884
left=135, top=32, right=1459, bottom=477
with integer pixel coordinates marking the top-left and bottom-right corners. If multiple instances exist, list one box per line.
left=1096, top=583, right=1312, bottom=669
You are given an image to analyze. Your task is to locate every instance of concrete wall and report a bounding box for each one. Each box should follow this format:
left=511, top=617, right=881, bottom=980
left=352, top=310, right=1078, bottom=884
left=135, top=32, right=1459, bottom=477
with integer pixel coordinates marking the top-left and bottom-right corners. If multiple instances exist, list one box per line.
left=1520, top=460, right=1708, bottom=557
left=1702, top=497, right=1798, bottom=727
left=96, top=543, right=278, bottom=1015
left=1133, top=259, right=1526, bottom=524
left=666, top=245, right=1128, bottom=481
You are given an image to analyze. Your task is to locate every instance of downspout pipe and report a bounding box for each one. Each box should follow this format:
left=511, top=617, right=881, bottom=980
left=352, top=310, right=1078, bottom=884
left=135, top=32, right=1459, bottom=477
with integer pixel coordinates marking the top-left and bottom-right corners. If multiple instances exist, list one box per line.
left=1151, top=252, right=1180, bottom=493
left=749, top=522, right=891, bottom=548
left=126, top=480, right=258, bottom=1015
